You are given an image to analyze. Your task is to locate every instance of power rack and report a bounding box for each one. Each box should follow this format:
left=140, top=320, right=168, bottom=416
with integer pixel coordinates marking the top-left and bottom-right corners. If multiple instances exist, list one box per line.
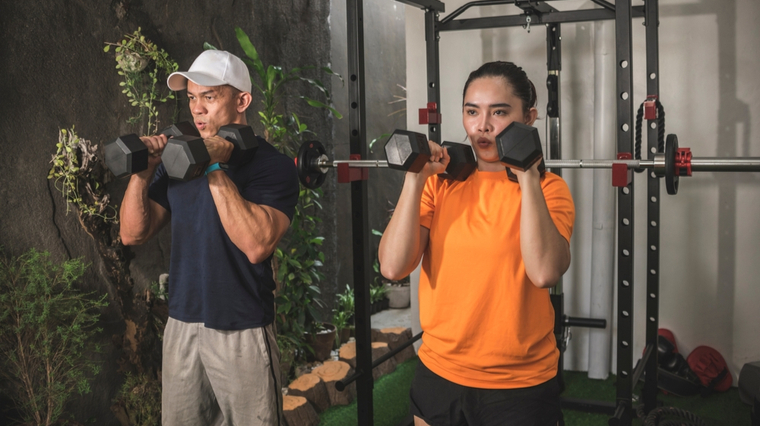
left=341, top=1, right=661, bottom=424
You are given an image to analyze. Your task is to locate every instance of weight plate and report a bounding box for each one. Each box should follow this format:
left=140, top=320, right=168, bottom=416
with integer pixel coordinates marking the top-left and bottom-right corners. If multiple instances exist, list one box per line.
left=665, top=134, right=679, bottom=195
left=297, top=140, right=327, bottom=189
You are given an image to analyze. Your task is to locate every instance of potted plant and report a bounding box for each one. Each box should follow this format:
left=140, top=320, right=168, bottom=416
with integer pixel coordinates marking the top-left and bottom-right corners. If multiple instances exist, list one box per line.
left=384, top=277, right=411, bottom=309
left=305, top=322, right=336, bottom=362
left=331, top=285, right=355, bottom=347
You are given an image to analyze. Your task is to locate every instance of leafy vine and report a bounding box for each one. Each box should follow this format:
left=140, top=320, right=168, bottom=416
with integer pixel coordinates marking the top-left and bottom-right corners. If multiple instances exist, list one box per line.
left=104, top=28, right=179, bottom=135
left=47, top=127, right=118, bottom=224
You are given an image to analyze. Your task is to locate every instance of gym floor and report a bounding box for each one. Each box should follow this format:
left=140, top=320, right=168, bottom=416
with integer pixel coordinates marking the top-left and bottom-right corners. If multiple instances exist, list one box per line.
left=318, top=357, right=752, bottom=426
left=325, top=309, right=754, bottom=426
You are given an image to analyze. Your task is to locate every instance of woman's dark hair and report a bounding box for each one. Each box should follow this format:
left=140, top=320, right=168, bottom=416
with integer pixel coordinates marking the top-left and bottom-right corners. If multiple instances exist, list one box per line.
left=462, top=61, right=538, bottom=115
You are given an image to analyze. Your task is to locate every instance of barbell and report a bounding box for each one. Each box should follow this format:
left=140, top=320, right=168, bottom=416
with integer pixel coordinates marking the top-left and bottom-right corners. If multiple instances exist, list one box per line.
left=295, top=123, right=760, bottom=195
left=296, top=129, right=477, bottom=189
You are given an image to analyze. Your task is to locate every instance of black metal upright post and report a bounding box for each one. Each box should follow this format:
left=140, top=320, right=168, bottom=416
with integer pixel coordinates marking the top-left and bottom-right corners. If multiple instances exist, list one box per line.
left=425, top=8, right=442, bottom=143
left=546, top=19, right=565, bottom=383
left=346, top=0, right=373, bottom=424
left=612, top=0, right=635, bottom=424
left=546, top=23, right=562, bottom=168
left=643, top=0, right=661, bottom=415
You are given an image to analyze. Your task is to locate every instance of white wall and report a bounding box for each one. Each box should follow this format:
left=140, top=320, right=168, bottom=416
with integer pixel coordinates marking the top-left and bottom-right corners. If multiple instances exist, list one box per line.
left=406, top=0, right=760, bottom=384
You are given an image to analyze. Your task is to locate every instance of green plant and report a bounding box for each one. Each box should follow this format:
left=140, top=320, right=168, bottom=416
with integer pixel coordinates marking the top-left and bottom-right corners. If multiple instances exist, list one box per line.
left=273, top=190, right=326, bottom=339
left=369, top=283, right=388, bottom=304
left=331, top=310, right=351, bottom=347
left=276, top=333, right=300, bottom=383
left=148, top=279, right=168, bottom=303
left=334, top=284, right=355, bottom=318
left=146, top=280, right=169, bottom=343
left=331, top=285, right=355, bottom=346
left=104, top=28, right=179, bottom=135
left=0, top=249, right=107, bottom=425
left=48, top=127, right=118, bottom=224
left=207, top=28, right=342, bottom=363
left=111, top=373, right=162, bottom=426
left=218, top=27, right=342, bottom=152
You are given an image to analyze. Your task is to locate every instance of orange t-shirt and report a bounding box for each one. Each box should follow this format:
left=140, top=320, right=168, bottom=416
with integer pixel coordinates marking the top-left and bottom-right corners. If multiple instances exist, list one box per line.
left=417, top=169, right=575, bottom=389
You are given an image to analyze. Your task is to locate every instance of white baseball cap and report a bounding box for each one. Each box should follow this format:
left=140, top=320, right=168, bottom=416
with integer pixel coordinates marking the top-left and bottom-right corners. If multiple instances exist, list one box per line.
left=167, top=50, right=252, bottom=93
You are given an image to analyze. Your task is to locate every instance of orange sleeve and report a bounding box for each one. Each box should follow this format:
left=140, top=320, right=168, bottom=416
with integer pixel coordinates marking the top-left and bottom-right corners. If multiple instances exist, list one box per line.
left=542, top=173, right=575, bottom=245
left=419, top=176, right=438, bottom=229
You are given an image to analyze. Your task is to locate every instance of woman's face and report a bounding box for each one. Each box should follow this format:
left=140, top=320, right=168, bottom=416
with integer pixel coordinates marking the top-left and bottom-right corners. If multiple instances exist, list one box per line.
left=462, top=76, right=536, bottom=171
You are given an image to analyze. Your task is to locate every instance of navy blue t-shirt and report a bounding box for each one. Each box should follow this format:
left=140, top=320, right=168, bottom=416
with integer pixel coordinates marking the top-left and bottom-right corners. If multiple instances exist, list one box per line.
left=148, top=137, right=299, bottom=330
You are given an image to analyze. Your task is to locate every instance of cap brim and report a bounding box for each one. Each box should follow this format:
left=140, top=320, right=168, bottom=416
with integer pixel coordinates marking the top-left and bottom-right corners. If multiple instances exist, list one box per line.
left=167, top=71, right=228, bottom=91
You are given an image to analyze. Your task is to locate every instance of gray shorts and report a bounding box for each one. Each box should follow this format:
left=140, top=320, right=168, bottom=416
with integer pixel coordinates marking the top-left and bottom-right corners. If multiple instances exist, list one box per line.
left=161, top=317, right=283, bottom=426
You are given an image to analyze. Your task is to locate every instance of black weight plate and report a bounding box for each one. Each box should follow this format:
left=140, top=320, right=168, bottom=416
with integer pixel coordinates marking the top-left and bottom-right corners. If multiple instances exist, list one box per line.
left=297, top=140, right=327, bottom=189
left=665, top=134, right=679, bottom=195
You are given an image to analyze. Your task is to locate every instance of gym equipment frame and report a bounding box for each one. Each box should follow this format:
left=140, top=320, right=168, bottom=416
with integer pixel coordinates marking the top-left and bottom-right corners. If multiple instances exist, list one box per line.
left=340, top=0, right=759, bottom=425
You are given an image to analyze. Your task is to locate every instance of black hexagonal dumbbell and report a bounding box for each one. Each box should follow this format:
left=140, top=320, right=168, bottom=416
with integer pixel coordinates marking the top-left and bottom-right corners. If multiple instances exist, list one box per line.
left=439, top=141, right=477, bottom=181
left=495, top=122, right=546, bottom=182
left=104, top=121, right=200, bottom=179
left=384, top=129, right=432, bottom=173
left=384, top=130, right=477, bottom=181
left=162, top=124, right=258, bottom=181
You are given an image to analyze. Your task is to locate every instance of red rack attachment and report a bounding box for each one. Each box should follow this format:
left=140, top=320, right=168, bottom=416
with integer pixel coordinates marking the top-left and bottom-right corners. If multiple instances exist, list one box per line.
left=612, top=153, right=633, bottom=187
left=337, top=154, right=369, bottom=183
left=419, top=102, right=442, bottom=125
left=644, top=95, right=658, bottom=120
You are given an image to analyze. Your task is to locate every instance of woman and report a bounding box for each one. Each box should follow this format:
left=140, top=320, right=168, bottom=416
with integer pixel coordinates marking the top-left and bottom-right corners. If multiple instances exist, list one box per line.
left=379, top=61, right=575, bottom=426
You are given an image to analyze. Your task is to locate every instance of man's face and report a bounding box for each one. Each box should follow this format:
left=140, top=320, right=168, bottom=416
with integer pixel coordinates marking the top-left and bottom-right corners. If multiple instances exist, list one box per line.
left=186, top=81, right=242, bottom=138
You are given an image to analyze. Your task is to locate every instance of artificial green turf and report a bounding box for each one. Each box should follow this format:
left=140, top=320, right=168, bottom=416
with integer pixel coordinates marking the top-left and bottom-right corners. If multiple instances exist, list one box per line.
left=562, top=369, right=752, bottom=426
left=318, top=357, right=417, bottom=426
left=318, top=357, right=753, bottom=426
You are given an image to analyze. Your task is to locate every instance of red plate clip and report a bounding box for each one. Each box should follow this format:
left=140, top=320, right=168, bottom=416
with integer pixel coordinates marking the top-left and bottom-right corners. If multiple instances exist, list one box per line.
left=675, top=147, right=692, bottom=177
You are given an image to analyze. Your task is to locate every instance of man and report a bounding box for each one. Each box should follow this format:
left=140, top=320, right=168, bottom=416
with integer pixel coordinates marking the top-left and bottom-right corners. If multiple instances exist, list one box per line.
left=119, top=49, right=299, bottom=425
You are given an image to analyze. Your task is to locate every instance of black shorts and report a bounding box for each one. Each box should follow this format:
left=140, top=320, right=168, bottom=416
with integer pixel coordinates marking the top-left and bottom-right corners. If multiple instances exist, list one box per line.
left=409, top=361, right=564, bottom=426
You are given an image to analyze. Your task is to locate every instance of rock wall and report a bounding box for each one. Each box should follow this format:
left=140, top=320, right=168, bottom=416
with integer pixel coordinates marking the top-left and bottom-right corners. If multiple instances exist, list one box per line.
left=0, top=0, right=334, bottom=423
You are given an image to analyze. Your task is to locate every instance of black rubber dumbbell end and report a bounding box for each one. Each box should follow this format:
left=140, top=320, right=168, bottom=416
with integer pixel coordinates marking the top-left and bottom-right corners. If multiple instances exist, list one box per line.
left=218, top=124, right=258, bottom=151
left=497, top=122, right=543, bottom=171
left=439, top=142, right=477, bottom=182
left=384, top=130, right=431, bottom=173
left=162, top=135, right=210, bottom=181
left=104, top=133, right=148, bottom=179
left=160, top=121, right=200, bottom=138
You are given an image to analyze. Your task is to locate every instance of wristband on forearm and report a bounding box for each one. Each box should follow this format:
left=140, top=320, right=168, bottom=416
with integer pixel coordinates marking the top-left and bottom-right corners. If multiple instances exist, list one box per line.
left=205, top=162, right=227, bottom=175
